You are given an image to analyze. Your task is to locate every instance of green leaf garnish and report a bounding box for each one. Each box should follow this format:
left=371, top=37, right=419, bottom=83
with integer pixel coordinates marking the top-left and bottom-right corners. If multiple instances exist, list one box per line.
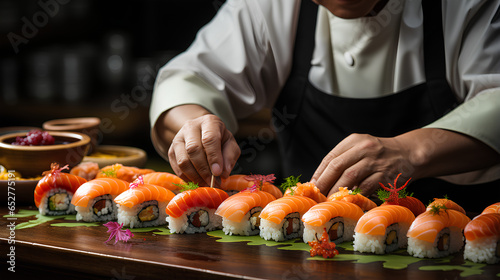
left=349, top=188, right=362, bottom=195
left=279, top=175, right=301, bottom=195
left=175, top=181, right=200, bottom=192
left=428, top=204, right=448, bottom=215
left=100, top=169, right=117, bottom=178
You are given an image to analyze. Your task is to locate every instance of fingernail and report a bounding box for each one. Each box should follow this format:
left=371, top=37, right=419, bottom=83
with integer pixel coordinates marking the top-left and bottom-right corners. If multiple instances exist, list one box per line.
left=211, top=163, right=221, bottom=175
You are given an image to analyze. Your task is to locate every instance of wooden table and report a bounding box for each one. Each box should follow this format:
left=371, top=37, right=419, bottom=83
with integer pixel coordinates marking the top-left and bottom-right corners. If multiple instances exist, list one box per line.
left=1, top=206, right=498, bottom=280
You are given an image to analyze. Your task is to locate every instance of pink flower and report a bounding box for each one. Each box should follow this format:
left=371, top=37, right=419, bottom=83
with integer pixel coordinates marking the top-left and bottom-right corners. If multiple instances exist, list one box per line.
left=129, top=175, right=144, bottom=189
left=245, top=174, right=276, bottom=188
left=104, top=222, right=134, bottom=244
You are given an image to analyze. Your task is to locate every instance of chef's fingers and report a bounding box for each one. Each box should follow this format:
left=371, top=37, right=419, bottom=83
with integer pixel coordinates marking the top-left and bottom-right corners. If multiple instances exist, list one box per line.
left=168, top=137, right=206, bottom=186
left=221, top=131, right=241, bottom=178
left=200, top=115, right=226, bottom=182
left=311, top=133, right=360, bottom=184
left=182, top=120, right=214, bottom=187
left=312, top=147, right=361, bottom=196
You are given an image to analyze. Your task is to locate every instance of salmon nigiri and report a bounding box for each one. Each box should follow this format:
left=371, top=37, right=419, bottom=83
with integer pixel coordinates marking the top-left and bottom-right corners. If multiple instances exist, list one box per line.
left=34, top=163, right=87, bottom=215
left=426, top=197, right=466, bottom=214
left=463, top=213, right=500, bottom=264
left=166, top=185, right=229, bottom=234
left=71, top=177, right=130, bottom=222
left=481, top=202, right=500, bottom=215
left=142, top=172, right=186, bottom=194
left=114, top=177, right=176, bottom=228
left=96, top=163, right=154, bottom=182
left=328, top=187, right=377, bottom=211
left=302, top=200, right=364, bottom=244
left=284, top=182, right=327, bottom=203
left=353, top=205, right=415, bottom=254
left=259, top=195, right=317, bottom=241
left=407, top=207, right=471, bottom=258
left=220, top=174, right=282, bottom=198
left=215, top=189, right=276, bottom=236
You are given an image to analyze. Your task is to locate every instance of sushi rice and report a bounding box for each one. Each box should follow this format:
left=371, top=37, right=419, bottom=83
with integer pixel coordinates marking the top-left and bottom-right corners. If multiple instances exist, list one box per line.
left=75, top=194, right=117, bottom=222
left=260, top=212, right=303, bottom=242
left=463, top=236, right=499, bottom=264
left=117, top=200, right=168, bottom=228
left=167, top=206, right=222, bottom=234
left=407, top=227, right=464, bottom=258
left=303, top=217, right=357, bottom=244
left=353, top=223, right=409, bottom=254
left=38, top=188, right=75, bottom=216
left=222, top=207, right=263, bottom=236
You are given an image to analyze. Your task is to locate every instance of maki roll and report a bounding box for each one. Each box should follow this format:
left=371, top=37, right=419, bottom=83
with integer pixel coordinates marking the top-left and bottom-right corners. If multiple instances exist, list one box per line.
left=353, top=205, right=415, bottom=254
left=166, top=186, right=229, bottom=233
left=328, top=187, right=377, bottom=212
left=283, top=182, right=327, bottom=203
left=114, top=178, right=176, bottom=228
left=302, top=200, right=364, bottom=244
left=71, top=177, right=130, bottom=222
left=259, top=196, right=317, bottom=242
left=220, top=174, right=282, bottom=198
left=215, top=189, right=276, bottom=236
left=34, top=163, right=87, bottom=215
left=142, top=172, right=186, bottom=194
left=407, top=207, right=470, bottom=258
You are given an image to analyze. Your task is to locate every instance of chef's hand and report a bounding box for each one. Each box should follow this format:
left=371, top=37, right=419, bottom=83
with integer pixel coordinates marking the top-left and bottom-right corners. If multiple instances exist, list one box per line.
left=154, top=105, right=240, bottom=187
left=311, top=128, right=500, bottom=198
left=168, top=113, right=240, bottom=187
left=311, top=133, right=409, bottom=198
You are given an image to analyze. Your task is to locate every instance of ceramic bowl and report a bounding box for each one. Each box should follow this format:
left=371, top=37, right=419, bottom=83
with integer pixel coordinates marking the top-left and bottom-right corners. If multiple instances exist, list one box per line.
left=43, top=117, right=101, bottom=155
left=0, top=131, right=90, bottom=178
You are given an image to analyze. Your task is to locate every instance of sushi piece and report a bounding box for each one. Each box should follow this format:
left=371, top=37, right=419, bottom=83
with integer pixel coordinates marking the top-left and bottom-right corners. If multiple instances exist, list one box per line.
left=34, top=163, right=87, bottom=215
left=142, top=172, right=186, bottom=194
left=302, top=200, right=364, bottom=244
left=166, top=186, right=229, bottom=233
left=259, top=195, right=317, bottom=242
left=377, top=173, right=426, bottom=216
left=220, top=174, right=282, bottom=198
left=96, top=163, right=155, bottom=182
left=481, top=202, right=500, bottom=215
left=463, top=213, right=500, bottom=264
left=426, top=198, right=466, bottom=214
left=70, top=161, right=100, bottom=181
left=114, top=178, right=176, bottom=228
left=284, top=182, right=327, bottom=203
left=353, top=205, right=415, bottom=254
left=328, top=187, right=377, bottom=211
left=71, top=177, right=130, bottom=222
left=215, top=189, right=276, bottom=236
left=407, top=207, right=471, bottom=258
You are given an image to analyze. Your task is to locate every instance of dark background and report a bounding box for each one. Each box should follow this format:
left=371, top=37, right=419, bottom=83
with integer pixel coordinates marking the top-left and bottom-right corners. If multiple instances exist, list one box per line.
left=0, top=0, right=282, bottom=178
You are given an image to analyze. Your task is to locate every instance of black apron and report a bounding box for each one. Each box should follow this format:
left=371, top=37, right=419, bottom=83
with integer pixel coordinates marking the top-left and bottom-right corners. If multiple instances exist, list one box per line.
left=272, top=0, right=498, bottom=213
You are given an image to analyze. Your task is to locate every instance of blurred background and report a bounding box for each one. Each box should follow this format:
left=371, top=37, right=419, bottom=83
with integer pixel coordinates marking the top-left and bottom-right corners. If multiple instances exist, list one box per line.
left=0, top=0, right=282, bottom=178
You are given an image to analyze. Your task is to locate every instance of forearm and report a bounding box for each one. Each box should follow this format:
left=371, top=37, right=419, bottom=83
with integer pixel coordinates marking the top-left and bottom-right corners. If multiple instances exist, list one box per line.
left=397, top=128, right=500, bottom=180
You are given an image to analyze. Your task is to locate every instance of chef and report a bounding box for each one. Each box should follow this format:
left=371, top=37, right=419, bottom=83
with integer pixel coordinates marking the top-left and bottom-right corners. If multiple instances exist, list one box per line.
left=149, top=0, right=500, bottom=211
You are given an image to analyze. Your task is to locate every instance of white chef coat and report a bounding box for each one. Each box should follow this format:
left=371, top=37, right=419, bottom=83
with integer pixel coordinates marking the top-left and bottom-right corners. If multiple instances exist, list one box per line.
left=150, top=0, right=500, bottom=184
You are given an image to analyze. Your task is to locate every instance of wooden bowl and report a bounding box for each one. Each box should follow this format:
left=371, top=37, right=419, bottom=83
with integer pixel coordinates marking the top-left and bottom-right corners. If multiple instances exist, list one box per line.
left=43, top=117, right=101, bottom=155
left=0, top=131, right=90, bottom=178
left=83, top=145, right=147, bottom=168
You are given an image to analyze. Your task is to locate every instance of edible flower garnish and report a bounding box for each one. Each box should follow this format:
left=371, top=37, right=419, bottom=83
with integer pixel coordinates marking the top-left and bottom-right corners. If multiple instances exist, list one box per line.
left=245, top=184, right=258, bottom=193
left=377, top=173, right=411, bottom=204
left=42, top=163, right=69, bottom=185
left=308, top=228, right=339, bottom=258
left=279, top=175, right=301, bottom=195
left=104, top=222, right=134, bottom=244
left=129, top=175, right=144, bottom=189
left=245, top=174, right=276, bottom=189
